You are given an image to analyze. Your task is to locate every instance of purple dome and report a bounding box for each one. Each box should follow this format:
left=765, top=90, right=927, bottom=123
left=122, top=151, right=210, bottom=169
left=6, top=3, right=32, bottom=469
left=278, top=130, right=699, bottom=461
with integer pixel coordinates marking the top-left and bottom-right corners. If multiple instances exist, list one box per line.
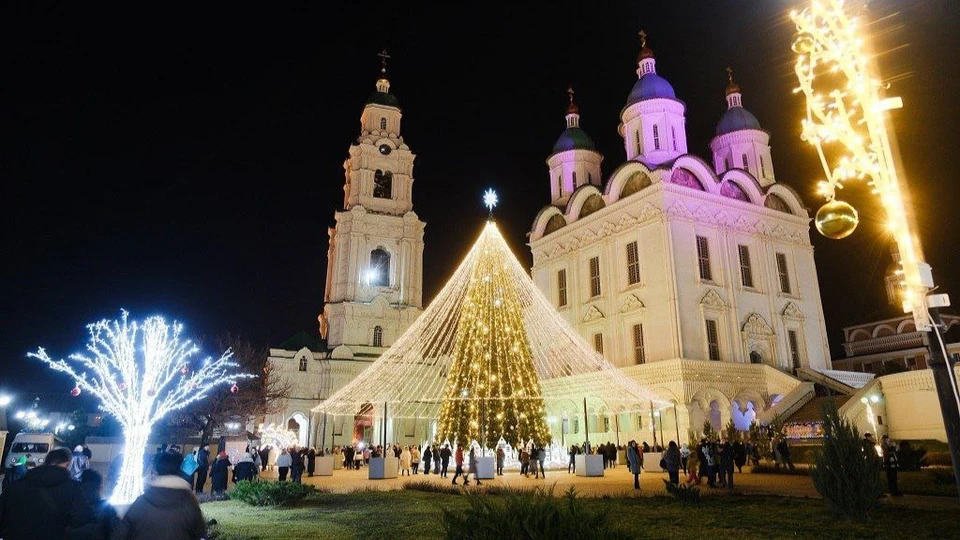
left=716, top=107, right=761, bottom=135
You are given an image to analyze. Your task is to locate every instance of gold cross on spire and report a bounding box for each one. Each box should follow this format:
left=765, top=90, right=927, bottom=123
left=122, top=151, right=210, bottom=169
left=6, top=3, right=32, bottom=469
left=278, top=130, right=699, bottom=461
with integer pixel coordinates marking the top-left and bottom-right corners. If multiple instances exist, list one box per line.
left=639, top=30, right=647, bottom=48
left=378, top=48, right=391, bottom=76
left=567, top=86, right=575, bottom=104
left=725, top=65, right=735, bottom=84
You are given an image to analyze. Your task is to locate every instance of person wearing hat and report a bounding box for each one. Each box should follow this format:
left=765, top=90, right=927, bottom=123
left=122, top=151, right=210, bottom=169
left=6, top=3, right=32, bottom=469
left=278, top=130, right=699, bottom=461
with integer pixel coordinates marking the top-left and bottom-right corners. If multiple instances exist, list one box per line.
left=68, top=445, right=90, bottom=481
left=210, top=451, right=231, bottom=494
left=232, top=453, right=258, bottom=484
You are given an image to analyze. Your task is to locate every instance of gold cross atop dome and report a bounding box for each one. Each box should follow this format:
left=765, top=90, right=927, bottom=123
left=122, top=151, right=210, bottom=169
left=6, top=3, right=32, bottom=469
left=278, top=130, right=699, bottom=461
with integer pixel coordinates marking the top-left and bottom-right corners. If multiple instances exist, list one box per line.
left=378, top=48, right=391, bottom=77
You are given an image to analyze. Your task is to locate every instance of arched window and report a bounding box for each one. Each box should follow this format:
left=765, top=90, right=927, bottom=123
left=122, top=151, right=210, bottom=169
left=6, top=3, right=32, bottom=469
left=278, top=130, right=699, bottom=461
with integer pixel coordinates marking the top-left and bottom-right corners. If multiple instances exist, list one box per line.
left=380, top=117, right=387, bottom=130
left=572, top=171, right=577, bottom=186
left=750, top=351, right=762, bottom=364
left=373, top=170, right=392, bottom=199
left=368, top=248, right=390, bottom=287
left=299, top=357, right=308, bottom=371
left=373, top=326, right=383, bottom=347
left=653, top=125, right=661, bottom=150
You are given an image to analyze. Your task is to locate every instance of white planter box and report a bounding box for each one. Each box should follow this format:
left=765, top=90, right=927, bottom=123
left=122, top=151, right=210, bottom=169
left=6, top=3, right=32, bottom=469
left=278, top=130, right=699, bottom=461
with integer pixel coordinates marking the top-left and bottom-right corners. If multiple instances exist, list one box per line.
left=315, top=455, right=334, bottom=476
left=644, top=451, right=663, bottom=472
left=474, top=455, right=495, bottom=479
left=368, top=456, right=399, bottom=479
left=575, top=454, right=604, bottom=477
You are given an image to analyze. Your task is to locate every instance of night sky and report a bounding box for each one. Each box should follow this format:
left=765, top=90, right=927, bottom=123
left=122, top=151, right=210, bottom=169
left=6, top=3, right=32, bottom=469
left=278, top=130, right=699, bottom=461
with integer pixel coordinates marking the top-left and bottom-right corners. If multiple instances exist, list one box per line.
left=3, top=1, right=959, bottom=397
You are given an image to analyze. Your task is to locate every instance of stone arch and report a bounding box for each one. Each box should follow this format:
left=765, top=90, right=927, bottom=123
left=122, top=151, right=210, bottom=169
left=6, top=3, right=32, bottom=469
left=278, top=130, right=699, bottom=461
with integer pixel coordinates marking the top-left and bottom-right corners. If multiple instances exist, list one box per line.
left=579, top=194, right=606, bottom=219
left=564, top=184, right=604, bottom=222
left=368, top=247, right=390, bottom=286
left=668, top=168, right=706, bottom=191
left=544, top=214, right=566, bottom=235
left=287, top=412, right=309, bottom=448
left=720, top=180, right=751, bottom=202
left=530, top=205, right=565, bottom=241
left=764, top=184, right=807, bottom=217
left=873, top=324, right=895, bottom=338
left=670, top=155, right=719, bottom=195
left=689, top=387, right=730, bottom=434
left=896, top=320, right=917, bottom=333
left=848, top=329, right=871, bottom=342
left=719, top=168, right=765, bottom=203
left=620, top=171, right=653, bottom=198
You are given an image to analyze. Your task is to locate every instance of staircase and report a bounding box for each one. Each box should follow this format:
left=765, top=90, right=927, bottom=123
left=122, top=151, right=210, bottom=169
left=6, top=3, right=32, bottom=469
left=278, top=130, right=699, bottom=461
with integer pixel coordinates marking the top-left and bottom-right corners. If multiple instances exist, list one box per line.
left=796, top=367, right=872, bottom=395
left=757, top=381, right=816, bottom=425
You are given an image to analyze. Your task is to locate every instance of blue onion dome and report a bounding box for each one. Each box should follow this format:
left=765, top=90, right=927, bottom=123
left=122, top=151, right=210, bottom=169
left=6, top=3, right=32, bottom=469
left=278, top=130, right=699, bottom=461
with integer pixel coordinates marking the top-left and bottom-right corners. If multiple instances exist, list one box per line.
left=626, top=73, right=677, bottom=105
left=552, top=127, right=596, bottom=153
left=716, top=107, right=761, bottom=135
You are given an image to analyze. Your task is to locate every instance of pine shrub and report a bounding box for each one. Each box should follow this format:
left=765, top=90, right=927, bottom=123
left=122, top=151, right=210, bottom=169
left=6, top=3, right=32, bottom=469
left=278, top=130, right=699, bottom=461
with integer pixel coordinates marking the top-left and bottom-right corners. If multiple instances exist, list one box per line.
left=441, top=486, right=621, bottom=539
left=663, top=480, right=700, bottom=503
left=811, top=400, right=881, bottom=521
left=230, top=480, right=317, bottom=507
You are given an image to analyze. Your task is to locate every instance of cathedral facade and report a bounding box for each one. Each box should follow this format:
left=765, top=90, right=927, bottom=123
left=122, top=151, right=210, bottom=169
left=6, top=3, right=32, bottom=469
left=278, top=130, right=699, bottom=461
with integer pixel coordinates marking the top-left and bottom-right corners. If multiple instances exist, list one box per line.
left=529, top=38, right=833, bottom=443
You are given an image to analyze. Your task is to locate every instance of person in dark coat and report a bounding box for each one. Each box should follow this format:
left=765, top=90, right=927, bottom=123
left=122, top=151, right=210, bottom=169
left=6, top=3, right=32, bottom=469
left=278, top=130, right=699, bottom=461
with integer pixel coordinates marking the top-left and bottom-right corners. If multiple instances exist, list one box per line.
left=663, top=441, right=681, bottom=485
left=733, top=440, right=747, bottom=473
left=307, top=448, right=317, bottom=477
left=881, top=435, right=903, bottom=497
left=210, top=451, right=231, bottom=493
left=0, top=447, right=96, bottom=540
left=422, top=445, right=433, bottom=475
left=439, top=444, right=452, bottom=478
left=626, top=440, right=641, bottom=490
left=1, top=456, right=28, bottom=492
left=290, top=448, right=305, bottom=484
left=232, top=453, right=257, bottom=484
left=718, top=439, right=734, bottom=490
left=112, top=451, right=206, bottom=540
left=194, top=444, right=210, bottom=493
left=81, top=468, right=119, bottom=539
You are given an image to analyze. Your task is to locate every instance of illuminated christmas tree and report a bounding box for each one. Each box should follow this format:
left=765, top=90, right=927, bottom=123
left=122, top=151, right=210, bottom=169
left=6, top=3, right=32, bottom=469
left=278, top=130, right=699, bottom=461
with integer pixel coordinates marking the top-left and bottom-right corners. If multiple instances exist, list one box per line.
left=318, top=191, right=659, bottom=450
left=30, top=310, right=254, bottom=504
left=436, top=212, right=551, bottom=448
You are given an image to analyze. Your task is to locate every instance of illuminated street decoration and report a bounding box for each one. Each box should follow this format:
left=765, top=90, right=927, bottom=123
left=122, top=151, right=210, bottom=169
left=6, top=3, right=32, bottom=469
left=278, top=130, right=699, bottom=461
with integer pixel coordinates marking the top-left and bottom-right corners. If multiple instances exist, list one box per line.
left=319, top=197, right=661, bottom=447
left=30, top=310, right=254, bottom=504
left=791, top=0, right=934, bottom=329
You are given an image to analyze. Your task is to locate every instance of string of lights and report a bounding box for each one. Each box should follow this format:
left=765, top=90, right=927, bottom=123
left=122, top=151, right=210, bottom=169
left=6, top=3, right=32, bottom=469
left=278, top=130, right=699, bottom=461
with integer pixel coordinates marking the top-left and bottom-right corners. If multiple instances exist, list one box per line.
left=791, top=0, right=933, bottom=329
left=30, top=310, right=254, bottom=504
left=318, top=217, right=663, bottom=448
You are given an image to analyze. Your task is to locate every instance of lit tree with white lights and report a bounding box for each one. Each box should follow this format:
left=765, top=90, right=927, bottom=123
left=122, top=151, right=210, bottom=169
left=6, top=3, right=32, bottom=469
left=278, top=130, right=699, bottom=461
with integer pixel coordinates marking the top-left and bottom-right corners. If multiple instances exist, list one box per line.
left=30, top=310, right=254, bottom=504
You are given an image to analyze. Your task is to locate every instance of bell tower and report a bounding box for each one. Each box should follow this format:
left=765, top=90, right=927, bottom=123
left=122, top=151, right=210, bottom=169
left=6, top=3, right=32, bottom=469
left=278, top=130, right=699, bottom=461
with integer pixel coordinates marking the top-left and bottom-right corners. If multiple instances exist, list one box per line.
left=320, top=50, right=425, bottom=356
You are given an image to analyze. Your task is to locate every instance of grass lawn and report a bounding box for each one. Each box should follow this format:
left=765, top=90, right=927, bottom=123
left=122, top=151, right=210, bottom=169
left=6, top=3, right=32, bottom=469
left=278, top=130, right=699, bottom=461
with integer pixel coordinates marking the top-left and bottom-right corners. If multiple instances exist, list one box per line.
left=898, top=470, right=959, bottom=497
left=202, top=488, right=959, bottom=539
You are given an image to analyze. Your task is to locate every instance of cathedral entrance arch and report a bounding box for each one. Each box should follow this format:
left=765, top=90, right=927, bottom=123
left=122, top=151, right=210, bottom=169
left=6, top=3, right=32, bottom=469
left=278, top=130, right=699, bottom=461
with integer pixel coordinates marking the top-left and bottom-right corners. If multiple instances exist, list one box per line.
left=354, top=402, right=374, bottom=444
left=287, top=413, right=308, bottom=448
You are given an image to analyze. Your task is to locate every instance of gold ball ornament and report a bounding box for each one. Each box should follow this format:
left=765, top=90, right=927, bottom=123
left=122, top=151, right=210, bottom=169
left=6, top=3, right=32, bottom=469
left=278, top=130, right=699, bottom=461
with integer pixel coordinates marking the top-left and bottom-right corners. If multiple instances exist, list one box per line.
left=792, top=32, right=816, bottom=54
left=815, top=199, right=859, bottom=239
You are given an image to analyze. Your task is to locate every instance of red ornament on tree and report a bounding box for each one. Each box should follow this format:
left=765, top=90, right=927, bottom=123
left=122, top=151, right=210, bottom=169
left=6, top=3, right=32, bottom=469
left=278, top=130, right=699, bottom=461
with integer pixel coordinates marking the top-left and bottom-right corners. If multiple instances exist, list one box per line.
left=230, top=383, right=239, bottom=394
left=70, top=385, right=82, bottom=397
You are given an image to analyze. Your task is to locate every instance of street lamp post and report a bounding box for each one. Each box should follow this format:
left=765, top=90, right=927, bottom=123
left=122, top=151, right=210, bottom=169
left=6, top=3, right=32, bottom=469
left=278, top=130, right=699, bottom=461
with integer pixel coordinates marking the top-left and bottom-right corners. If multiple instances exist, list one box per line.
left=791, top=0, right=960, bottom=499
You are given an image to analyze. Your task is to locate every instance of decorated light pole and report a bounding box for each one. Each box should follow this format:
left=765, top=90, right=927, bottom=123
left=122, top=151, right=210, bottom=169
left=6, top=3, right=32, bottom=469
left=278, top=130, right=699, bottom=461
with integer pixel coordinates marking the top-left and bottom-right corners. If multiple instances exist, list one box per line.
left=791, top=0, right=960, bottom=497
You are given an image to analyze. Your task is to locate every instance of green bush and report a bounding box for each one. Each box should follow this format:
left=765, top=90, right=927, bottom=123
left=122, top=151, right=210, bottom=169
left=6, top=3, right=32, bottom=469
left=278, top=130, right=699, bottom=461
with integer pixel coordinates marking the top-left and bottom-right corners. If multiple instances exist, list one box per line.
left=230, top=480, right=317, bottom=507
left=811, top=400, right=881, bottom=521
left=402, top=480, right=462, bottom=495
left=441, top=486, right=621, bottom=539
left=663, top=480, right=700, bottom=503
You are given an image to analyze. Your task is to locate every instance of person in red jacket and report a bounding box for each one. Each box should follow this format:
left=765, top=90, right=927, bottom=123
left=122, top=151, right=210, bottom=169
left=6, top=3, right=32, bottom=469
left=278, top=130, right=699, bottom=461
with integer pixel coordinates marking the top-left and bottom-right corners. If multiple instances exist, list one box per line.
left=451, top=446, right=470, bottom=486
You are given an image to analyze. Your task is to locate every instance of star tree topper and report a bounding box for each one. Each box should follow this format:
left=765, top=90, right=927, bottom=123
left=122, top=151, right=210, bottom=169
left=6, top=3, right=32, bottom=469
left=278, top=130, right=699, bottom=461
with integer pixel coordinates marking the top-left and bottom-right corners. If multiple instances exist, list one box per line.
left=483, top=188, right=498, bottom=218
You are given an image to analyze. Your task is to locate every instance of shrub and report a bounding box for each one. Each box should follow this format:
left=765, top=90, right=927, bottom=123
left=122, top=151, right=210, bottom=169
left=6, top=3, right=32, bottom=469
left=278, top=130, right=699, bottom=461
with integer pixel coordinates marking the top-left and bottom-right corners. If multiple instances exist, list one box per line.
left=924, top=451, right=953, bottom=467
left=663, top=480, right=700, bottom=503
left=402, top=480, right=462, bottom=495
left=811, top=400, right=881, bottom=521
left=441, top=486, right=621, bottom=539
left=230, top=480, right=317, bottom=507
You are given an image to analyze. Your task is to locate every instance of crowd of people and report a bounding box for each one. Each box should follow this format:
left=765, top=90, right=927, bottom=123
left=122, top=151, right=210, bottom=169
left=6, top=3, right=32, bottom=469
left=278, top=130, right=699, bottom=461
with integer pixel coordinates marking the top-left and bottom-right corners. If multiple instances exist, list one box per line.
left=0, top=445, right=206, bottom=540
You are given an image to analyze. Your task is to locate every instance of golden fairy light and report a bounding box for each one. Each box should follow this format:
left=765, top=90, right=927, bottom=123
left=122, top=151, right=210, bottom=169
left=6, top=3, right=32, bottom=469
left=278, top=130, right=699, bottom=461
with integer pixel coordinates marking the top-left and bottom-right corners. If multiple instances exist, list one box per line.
left=791, top=0, right=935, bottom=329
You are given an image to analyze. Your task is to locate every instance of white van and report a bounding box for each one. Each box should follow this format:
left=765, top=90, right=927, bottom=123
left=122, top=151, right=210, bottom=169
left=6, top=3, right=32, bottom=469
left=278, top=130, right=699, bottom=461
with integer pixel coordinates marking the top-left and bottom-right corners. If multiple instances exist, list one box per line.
left=7, top=432, right=60, bottom=468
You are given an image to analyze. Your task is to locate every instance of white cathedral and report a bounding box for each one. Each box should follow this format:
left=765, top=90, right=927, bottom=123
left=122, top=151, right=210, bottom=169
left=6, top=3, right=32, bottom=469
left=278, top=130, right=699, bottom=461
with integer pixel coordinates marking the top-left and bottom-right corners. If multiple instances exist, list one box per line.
left=265, top=38, right=918, bottom=450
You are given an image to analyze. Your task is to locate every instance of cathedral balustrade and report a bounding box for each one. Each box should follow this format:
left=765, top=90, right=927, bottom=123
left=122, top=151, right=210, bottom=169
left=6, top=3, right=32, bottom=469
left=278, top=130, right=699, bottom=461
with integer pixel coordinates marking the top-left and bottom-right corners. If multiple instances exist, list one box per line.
left=843, top=332, right=926, bottom=356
